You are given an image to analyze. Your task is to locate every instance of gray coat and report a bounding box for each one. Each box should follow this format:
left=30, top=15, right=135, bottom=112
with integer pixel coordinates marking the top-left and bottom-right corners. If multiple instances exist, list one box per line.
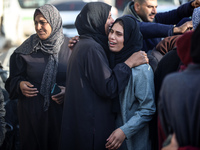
left=116, top=64, right=156, bottom=150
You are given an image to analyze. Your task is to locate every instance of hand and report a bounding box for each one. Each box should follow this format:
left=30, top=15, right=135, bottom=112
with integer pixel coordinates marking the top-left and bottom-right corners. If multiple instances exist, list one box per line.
left=68, top=36, right=79, bottom=50
left=191, top=0, right=200, bottom=8
left=173, top=21, right=193, bottom=34
left=162, top=133, right=178, bottom=150
left=105, top=128, right=126, bottom=150
left=51, top=86, right=65, bottom=104
left=20, top=81, right=38, bottom=97
left=124, top=50, right=149, bottom=68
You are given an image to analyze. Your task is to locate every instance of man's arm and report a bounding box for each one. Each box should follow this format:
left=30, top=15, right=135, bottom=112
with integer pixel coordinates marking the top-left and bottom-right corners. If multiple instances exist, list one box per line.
left=155, top=0, right=200, bottom=25
left=139, top=20, right=192, bottom=39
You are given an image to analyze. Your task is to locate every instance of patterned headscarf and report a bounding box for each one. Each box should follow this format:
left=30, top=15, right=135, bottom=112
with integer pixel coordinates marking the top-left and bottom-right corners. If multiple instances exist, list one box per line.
left=15, top=4, right=64, bottom=111
left=192, top=7, right=200, bottom=30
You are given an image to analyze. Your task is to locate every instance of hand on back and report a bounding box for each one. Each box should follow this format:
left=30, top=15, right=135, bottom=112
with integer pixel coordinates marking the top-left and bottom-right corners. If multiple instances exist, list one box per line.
left=68, top=36, right=79, bottom=50
left=125, top=51, right=149, bottom=68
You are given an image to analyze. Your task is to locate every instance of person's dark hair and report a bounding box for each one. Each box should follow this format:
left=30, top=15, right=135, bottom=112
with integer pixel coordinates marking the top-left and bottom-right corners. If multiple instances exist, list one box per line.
left=114, top=20, right=124, bottom=28
left=190, top=23, right=200, bottom=64
left=110, top=20, right=124, bottom=33
left=135, top=0, right=146, bottom=4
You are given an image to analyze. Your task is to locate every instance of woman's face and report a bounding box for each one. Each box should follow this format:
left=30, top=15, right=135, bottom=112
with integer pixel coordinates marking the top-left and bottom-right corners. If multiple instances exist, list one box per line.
left=34, top=13, right=52, bottom=40
left=108, top=22, right=124, bottom=52
left=105, top=11, right=115, bottom=35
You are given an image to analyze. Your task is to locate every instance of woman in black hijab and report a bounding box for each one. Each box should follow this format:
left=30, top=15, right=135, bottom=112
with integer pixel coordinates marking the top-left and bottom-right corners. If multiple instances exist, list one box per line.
left=105, top=15, right=156, bottom=150
left=5, top=4, right=71, bottom=150
left=59, top=2, right=148, bottom=150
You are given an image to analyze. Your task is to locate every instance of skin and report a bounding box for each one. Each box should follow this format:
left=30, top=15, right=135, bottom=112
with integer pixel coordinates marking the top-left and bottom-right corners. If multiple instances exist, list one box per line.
left=191, top=0, right=200, bottom=8
left=105, top=21, right=148, bottom=150
left=105, top=11, right=115, bottom=35
left=34, top=13, right=52, bottom=40
left=134, top=0, right=157, bottom=22
left=20, top=12, right=65, bottom=104
left=68, top=11, right=114, bottom=48
left=134, top=0, right=198, bottom=34
left=68, top=9, right=148, bottom=68
left=108, top=22, right=124, bottom=52
left=134, top=0, right=200, bottom=23
left=162, top=134, right=178, bottom=150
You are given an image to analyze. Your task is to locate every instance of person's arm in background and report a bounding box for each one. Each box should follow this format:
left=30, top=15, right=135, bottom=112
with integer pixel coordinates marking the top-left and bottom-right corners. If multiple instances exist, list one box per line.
left=155, top=0, right=200, bottom=25
left=139, top=20, right=192, bottom=39
left=139, top=0, right=196, bottom=39
left=0, top=87, right=6, bottom=146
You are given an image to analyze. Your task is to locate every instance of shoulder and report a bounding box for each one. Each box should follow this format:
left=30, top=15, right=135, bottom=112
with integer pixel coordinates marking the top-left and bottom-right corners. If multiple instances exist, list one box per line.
left=162, top=72, right=182, bottom=88
left=72, top=36, right=107, bottom=61
left=78, top=36, right=105, bottom=54
left=132, top=64, right=153, bottom=74
left=131, top=64, right=154, bottom=81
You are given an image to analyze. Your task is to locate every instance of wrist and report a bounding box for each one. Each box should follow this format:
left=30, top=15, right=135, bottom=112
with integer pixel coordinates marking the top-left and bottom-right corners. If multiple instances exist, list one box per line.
left=191, top=1, right=196, bottom=8
left=173, top=27, right=179, bottom=34
left=124, top=60, right=132, bottom=68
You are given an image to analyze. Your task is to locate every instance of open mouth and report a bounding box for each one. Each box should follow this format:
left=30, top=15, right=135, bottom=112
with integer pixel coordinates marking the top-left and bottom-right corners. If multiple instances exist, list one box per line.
left=109, top=41, right=116, bottom=47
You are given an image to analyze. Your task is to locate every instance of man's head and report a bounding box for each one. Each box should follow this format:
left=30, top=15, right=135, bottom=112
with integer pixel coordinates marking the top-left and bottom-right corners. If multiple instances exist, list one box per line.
left=134, top=0, right=157, bottom=22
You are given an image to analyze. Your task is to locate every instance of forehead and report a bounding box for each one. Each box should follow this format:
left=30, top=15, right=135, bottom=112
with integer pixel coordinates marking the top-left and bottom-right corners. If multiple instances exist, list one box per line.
left=112, top=22, right=123, bottom=31
left=143, top=0, right=157, bottom=5
left=35, top=14, right=46, bottom=20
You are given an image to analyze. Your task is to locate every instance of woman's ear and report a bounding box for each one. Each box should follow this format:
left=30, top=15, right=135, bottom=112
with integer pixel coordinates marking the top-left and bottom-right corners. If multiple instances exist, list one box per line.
left=134, top=2, right=140, bottom=13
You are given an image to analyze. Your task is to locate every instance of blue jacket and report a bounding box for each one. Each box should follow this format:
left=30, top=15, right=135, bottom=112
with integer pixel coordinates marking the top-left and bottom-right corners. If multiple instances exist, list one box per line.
left=116, top=64, right=156, bottom=150
left=123, top=1, right=194, bottom=52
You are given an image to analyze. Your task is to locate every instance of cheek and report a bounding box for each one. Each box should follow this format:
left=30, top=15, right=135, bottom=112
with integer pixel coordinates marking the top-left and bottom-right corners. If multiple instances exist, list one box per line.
left=119, top=38, right=124, bottom=47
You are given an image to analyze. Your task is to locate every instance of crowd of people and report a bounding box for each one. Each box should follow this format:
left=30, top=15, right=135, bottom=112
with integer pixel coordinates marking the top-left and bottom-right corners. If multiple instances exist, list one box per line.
left=0, top=0, right=200, bottom=150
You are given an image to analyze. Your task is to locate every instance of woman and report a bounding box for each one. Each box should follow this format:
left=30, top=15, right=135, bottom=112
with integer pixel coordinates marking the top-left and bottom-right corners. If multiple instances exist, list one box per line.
left=105, top=15, right=156, bottom=150
left=59, top=2, right=148, bottom=150
left=5, top=4, right=71, bottom=150
left=159, top=28, right=200, bottom=150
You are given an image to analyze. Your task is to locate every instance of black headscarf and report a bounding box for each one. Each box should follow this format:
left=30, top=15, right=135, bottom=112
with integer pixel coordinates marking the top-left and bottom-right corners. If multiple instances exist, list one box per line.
left=75, top=2, right=111, bottom=57
left=15, top=4, right=64, bottom=111
left=109, top=15, right=143, bottom=69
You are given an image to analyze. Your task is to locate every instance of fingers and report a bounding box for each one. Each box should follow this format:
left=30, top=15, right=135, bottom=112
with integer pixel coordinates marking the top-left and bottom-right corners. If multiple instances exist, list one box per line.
left=51, top=86, right=65, bottom=104
left=106, top=138, right=121, bottom=150
left=139, top=51, right=149, bottom=64
left=51, top=97, right=64, bottom=104
left=20, top=81, right=38, bottom=97
left=68, top=36, right=79, bottom=50
left=105, top=129, right=125, bottom=150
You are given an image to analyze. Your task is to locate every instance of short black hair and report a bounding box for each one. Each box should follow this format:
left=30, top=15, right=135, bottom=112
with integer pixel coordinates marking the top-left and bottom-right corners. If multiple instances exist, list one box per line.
left=134, top=0, right=146, bottom=4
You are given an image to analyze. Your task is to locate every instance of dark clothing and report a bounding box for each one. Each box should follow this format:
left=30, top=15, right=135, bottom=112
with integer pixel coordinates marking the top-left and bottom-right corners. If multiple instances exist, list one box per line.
left=60, top=36, right=131, bottom=150
left=123, top=1, right=194, bottom=52
left=179, top=146, right=200, bottom=150
left=75, top=2, right=111, bottom=57
left=154, top=48, right=181, bottom=102
left=158, top=64, right=200, bottom=147
left=154, top=48, right=181, bottom=150
left=0, top=87, right=5, bottom=146
left=109, top=15, right=143, bottom=69
left=5, top=37, right=71, bottom=150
